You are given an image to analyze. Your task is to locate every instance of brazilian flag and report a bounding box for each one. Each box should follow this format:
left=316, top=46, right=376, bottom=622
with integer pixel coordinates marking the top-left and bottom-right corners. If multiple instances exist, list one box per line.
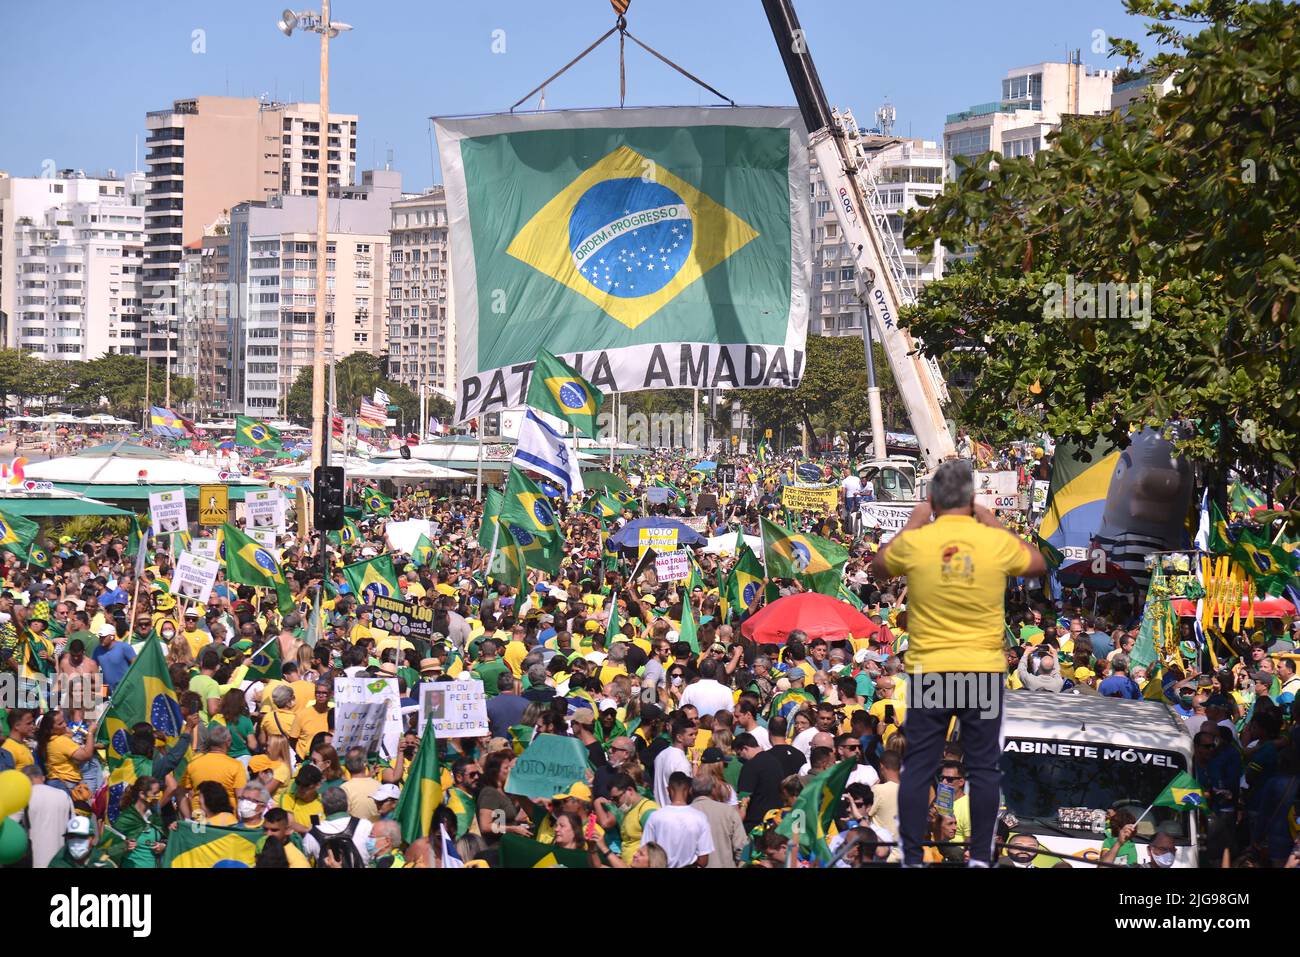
left=395, top=714, right=443, bottom=844
left=0, top=509, right=39, bottom=556
left=760, top=517, right=847, bottom=586
left=412, top=534, right=437, bottom=569
left=328, top=518, right=362, bottom=548
left=242, top=636, right=282, bottom=682
left=499, top=831, right=590, bottom=869
left=1033, top=533, right=1064, bottom=571
left=342, top=554, right=401, bottom=605
left=677, top=596, right=700, bottom=654
left=1151, top=771, right=1205, bottom=810
left=162, top=820, right=262, bottom=868
left=776, top=759, right=854, bottom=864
left=127, top=512, right=149, bottom=557
left=234, top=415, right=282, bottom=451
left=24, top=541, right=51, bottom=569
left=222, top=523, right=295, bottom=614
left=726, top=544, right=764, bottom=620
left=526, top=349, right=603, bottom=438
left=95, top=636, right=181, bottom=823
left=362, top=487, right=393, bottom=516
left=500, top=518, right=563, bottom=575
left=501, top=467, right=562, bottom=541
left=585, top=492, right=622, bottom=519
left=1232, top=525, right=1299, bottom=597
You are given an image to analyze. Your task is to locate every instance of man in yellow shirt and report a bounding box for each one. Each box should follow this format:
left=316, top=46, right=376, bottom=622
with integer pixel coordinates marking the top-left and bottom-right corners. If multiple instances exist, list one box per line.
left=181, top=724, right=248, bottom=817
left=871, top=459, right=1044, bottom=868
left=503, top=623, right=530, bottom=678
left=294, top=682, right=333, bottom=759
left=1, top=709, right=36, bottom=769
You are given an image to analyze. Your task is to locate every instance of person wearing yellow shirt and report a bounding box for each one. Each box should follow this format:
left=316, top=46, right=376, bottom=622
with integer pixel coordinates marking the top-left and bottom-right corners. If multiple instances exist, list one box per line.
left=870, top=460, right=1045, bottom=869
left=262, top=807, right=312, bottom=867
left=503, top=623, right=529, bottom=678
left=294, top=682, right=333, bottom=760
left=181, top=725, right=248, bottom=816
left=180, top=610, right=209, bottom=659
left=276, top=763, right=325, bottom=834
left=2, top=709, right=36, bottom=770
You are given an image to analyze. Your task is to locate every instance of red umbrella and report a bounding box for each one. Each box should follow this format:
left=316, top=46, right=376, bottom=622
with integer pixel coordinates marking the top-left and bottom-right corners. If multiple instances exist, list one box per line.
left=1057, top=557, right=1136, bottom=588
left=741, top=592, right=879, bottom=645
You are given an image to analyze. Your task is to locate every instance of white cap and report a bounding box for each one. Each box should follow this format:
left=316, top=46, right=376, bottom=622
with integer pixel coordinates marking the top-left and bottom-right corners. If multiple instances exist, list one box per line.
left=98, top=623, right=118, bottom=637
left=372, top=783, right=401, bottom=802
left=598, top=698, right=619, bottom=712
left=361, top=546, right=378, bottom=558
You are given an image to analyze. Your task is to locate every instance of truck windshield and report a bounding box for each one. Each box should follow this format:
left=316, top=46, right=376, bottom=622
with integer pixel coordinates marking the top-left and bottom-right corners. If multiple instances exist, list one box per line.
left=999, top=741, right=1190, bottom=844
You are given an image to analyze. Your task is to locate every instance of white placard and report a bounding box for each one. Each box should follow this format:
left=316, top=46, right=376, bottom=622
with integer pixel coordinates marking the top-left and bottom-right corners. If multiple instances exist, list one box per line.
left=417, top=678, right=489, bottom=738
left=858, top=502, right=912, bottom=543
left=170, top=551, right=219, bottom=604
left=975, top=470, right=1019, bottom=496
left=248, top=526, right=279, bottom=555
left=334, top=676, right=401, bottom=759
left=245, top=488, right=286, bottom=533
left=384, top=519, right=438, bottom=555
left=1032, top=479, right=1051, bottom=511
left=976, top=491, right=1025, bottom=511
left=149, top=488, right=188, bottom=536
left=333, top=700, right=390, bottom=755
left=190, top=539, right=219, bottom=561
left=654, top=550, right=691, bottom=583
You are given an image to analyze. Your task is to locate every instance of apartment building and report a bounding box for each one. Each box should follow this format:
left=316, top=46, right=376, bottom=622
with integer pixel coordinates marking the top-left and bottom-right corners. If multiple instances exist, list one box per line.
left=386, top=187, right=454, bottom=400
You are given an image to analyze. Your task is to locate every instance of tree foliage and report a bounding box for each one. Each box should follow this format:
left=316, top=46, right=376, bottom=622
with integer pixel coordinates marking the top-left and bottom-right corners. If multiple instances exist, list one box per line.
left=736, top=335, right=904, bottom=456
left=0, top=349, right=194, bottom=420
left=902, top=0, right=1299, bottom=520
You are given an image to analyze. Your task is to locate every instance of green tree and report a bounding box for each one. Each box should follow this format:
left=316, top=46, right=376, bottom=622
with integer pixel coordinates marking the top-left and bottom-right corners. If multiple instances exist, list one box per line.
left=736, top=335, right=904, bottom=455
left=285, top=353, right=446, bottom=431
left=902, top=0, right=1299, bottom=523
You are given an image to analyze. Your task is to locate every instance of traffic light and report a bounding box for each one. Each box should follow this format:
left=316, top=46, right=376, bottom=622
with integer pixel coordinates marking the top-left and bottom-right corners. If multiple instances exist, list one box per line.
left=313, top=465, right=345, bottom=531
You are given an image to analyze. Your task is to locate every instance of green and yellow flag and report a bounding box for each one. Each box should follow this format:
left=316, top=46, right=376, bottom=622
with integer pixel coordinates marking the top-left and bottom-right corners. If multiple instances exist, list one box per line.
left=162, top=820, right=262, bottom=868
left=721, top=543, right=765, bottom=622
left=24, top=541, right=51, bottom=569
left=499, top=831, right=590, bottom=868
left=776, top=758, right=854, bottom=864
left=222, top=523, right=295, bottom=614
left=585, top=492, right=622, bottom=519
left=241, top=636, right=282, bottom=683
left=1151, top=771, right=1205, bottom=810
left=501, top=467, right=562, bottom=541
left=526, top=349, right=603, bottom=438
left=327, top=517, right=362, bottom=548
left=412, top=534, right=437, bottom=569
left=0, top=509, right=39, bottom=555
left=479, top=487, right=504, bottom=551
left=653, top=479, right=688, bottom=509
left=677, top=595, right=700, bottom=655
left=760, top=517, right=847, bottom=583
left=342, top=554, right=401, bottom=605
left=362, top=487, right=393, bottom=516
left=234, top=415, right=282, bottom=451
left=395, top=714, right=443, bottom=844
left=95, top=636, right=181, bottom=823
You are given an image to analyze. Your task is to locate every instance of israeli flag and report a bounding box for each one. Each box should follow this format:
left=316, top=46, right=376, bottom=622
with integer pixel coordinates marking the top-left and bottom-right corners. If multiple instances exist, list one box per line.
left=514, top=409, right=584, bottom=497
left=1193, top=488, right=1210, bottom=551
left=440, top=823, right=464, bottom=868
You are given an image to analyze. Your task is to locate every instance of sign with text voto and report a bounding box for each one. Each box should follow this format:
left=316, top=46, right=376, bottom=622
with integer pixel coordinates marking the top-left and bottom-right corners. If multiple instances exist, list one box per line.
left=504, top=733, right=590, bottom=800
left=416, top=677, right=489, bottom=739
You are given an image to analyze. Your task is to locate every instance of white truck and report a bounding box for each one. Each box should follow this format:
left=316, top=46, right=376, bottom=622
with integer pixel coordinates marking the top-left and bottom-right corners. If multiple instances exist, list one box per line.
left=999, top=691, right=1199, bottom=867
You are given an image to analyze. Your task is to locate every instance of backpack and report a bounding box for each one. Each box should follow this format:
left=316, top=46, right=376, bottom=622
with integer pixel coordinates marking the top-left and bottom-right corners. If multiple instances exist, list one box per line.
left=309, top=817, right=366, bottom=869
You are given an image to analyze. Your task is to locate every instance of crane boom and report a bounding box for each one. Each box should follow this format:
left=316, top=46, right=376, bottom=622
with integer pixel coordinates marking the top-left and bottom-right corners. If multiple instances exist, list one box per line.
left=762, top=0, right=957, bottom=469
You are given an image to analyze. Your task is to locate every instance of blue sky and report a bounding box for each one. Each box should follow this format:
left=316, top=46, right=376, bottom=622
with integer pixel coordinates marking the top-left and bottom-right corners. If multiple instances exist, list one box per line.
left=0, top=0, right=1149, bottom=191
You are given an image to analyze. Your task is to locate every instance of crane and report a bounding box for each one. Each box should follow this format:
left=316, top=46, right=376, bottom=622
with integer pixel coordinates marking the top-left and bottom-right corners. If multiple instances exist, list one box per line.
left=762, top=0, right=958, bottom=491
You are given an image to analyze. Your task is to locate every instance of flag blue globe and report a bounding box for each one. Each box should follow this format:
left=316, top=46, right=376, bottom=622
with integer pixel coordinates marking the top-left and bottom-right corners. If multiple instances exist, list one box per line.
left=569, top=178, right=693, bottom=298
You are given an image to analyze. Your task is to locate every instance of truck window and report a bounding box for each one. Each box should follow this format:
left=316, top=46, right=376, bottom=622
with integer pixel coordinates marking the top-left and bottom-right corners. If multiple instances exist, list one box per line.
left=999, top=740, right=1190, bottom=844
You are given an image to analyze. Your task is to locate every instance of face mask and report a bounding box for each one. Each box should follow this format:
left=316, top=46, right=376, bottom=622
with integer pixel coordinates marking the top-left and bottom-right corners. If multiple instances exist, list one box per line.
left=0, top=611, right=10, bottom=624
left=162, top=629, right=175, bottom=639
left=1152, top=850, right=1175, bottom=868
left=365, top=837, right=378, bottom=857
left=238, top=799, right=261, bottom=820
left=68, top=838, right=91, bottom=860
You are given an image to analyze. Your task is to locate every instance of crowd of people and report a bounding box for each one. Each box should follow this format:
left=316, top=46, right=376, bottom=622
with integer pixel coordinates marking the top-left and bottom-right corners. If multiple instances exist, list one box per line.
left=1, top=444, right=1297, bottom=870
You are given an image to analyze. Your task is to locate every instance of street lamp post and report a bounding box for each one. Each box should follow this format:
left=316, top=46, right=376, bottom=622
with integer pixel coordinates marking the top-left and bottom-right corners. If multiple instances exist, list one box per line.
left=278, top=4, right=351, bottom=588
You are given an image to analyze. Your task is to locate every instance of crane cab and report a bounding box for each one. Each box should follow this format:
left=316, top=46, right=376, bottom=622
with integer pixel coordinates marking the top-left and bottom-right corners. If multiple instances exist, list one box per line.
left=858, top=458, right=921, bottom=504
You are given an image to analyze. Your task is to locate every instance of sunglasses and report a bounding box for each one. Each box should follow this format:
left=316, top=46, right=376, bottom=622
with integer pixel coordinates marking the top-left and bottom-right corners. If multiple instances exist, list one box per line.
left=940, top=775, right=964, bottom=782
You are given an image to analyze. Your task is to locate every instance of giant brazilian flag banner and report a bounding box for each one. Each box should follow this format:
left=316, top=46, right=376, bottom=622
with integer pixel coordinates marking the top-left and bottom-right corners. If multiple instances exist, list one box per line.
left=436, top=108, right=811, bottom=423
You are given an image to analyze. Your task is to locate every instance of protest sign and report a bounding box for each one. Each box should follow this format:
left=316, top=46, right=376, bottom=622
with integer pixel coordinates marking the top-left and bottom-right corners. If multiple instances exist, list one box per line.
left=248, top=527, right=279, bottom=557
left=637, top=526, right=679, bottom=556
left=1032, top=479, right=1051, bottom=512
left=190, top=539, right=219, bottom=562
left=149, top=489, right=188, bottom=536
left=781, top=483, right=838, bottom=514
left=679, top=515, right=710, bottom=533
left=417, top=677, right=489, bottom=738
left=335, top=676, right=401, bottom=759
left=244, top=488, right=285, bottom=534
left=975, top=470, right=1018, bottom=496
left=645, top=487, right=672, bottom=506
left=372, top=595, right=433, bottom=640
left=654, top=550, right=691, bottom=583
left=976, top=491, right=1026, bottom=511
left=859, top=503, right=911, bottom=543
left=170, top=552, right=219, bottom=604
left=505, top=733, right=590, bottom=800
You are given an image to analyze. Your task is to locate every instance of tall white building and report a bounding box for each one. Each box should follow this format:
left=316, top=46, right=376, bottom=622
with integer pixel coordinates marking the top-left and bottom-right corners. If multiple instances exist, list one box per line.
left=227, top=169, right=400, bottom=415
left=0, top=171, right=146, bottom=360
left=386, top=187, right=454, bottom=401
left=943, top=58, right=1115, bottom=169
left=809, top=122, right=945, bottom=338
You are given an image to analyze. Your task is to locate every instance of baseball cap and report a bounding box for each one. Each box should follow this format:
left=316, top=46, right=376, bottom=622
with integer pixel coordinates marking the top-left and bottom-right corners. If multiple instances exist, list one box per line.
left=372, top=784, right=401, bottom=803
left=98, top=623, right=118, bottom=637
left=640, top=703, right=665, bottom=722
left=1073, top=668, right=1095, bottom=680
left=570, top=708, right=595, bottom=726
left=598, top=697, right=619, bottom=712
left=553, top=781, right=592, bottom=803
left=700, top=747, right=728, bottom=764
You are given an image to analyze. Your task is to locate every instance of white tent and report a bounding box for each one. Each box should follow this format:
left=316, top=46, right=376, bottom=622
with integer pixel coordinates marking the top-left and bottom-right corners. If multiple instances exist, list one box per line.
left=266, top=455, right=374, bottom=478
left=79, top=413, right=135, bottom=426
left=350, top=460, right=474, bottom=481
left=24, top=445, right=264, bottom=486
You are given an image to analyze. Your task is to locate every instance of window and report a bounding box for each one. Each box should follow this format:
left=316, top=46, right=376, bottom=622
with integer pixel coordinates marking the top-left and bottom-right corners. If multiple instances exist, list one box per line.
left=946, top=127, right=991, bottom=160
left=817, top=200, right=831, bottom=216
left=840, top=267, right=854, bottom=282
